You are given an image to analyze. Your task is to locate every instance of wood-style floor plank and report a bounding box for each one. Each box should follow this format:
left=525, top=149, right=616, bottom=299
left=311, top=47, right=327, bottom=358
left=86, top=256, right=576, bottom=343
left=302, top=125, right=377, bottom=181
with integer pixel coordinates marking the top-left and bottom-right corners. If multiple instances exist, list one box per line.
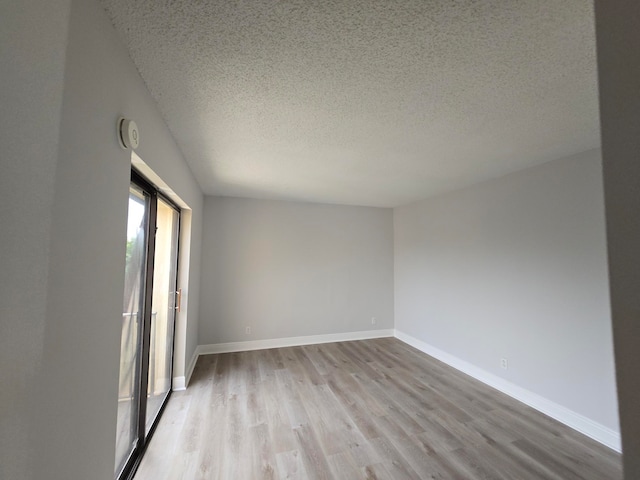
left=134, top=338, right=622, bottom=480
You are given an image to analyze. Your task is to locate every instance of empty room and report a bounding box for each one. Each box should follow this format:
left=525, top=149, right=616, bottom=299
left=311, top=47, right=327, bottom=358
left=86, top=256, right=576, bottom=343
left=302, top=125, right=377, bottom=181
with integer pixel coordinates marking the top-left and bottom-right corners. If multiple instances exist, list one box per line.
left=2, top=1, right=640, bottom=479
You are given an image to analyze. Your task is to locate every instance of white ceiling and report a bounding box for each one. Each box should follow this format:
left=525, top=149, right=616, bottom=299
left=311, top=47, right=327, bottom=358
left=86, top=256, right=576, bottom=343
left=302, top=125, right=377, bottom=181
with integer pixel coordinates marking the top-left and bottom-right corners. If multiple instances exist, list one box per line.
left=100, top=0, right=599, bottom=207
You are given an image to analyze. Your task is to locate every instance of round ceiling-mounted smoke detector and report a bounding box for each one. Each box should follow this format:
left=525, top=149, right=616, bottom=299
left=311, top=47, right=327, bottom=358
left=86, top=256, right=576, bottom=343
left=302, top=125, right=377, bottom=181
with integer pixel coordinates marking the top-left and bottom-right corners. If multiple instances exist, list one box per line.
left=118, top=117, right=140, bottom=150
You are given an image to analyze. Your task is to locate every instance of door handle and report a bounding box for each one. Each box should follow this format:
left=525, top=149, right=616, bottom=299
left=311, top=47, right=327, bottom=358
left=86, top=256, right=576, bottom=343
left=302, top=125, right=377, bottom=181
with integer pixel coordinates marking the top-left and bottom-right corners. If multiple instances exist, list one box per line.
left=175, top=288, right=182, bottom=312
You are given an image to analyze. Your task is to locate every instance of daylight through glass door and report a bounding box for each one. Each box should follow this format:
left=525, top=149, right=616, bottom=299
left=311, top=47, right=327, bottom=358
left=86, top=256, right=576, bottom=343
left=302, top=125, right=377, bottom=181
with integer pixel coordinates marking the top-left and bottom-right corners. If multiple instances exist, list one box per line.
left=115, top=172, right=180, bottom=480
left=115, top=184, right=148, bottom=476
left=145, top=197, right=179, bottom=433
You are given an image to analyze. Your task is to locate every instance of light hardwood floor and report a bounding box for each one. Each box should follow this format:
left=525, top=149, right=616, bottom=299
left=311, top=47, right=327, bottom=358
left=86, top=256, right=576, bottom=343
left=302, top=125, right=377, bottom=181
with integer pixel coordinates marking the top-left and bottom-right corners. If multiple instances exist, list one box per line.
left=134, top=338, right=622, bottom=479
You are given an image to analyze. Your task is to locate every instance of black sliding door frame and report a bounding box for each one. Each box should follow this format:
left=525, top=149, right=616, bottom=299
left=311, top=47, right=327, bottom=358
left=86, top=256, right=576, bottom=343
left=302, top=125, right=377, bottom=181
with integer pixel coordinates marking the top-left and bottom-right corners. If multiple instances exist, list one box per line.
left=118, top=169, right=181, bottom=480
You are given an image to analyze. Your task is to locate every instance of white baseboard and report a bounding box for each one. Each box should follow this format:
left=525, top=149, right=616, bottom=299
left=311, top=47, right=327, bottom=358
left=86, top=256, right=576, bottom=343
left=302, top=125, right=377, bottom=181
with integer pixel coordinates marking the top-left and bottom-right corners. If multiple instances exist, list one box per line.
left=175, top=330, right=392, bottom=390
left=172, top=376, right=186, bottom=391
left=185, top=347, right=199, bottom=387
left=198, top=329, right=394, bottom=356
left=172, top=348, right=200, bottom=391
left=394, top=329, right=621, bottom=453
left=175, top=327, right=620, bottom=451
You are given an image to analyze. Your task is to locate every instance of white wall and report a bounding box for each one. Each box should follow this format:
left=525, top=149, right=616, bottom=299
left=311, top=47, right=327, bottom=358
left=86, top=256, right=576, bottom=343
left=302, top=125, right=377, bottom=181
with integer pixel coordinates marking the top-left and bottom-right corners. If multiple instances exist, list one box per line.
left=199, top=197, right=394, bottom=345
left=394, top=149, right=619, bottom=433
left=595, top=0, right=640, bottom=474
left=0, top=0, right=203, bottom=478
left=0, top=1, right=71, bottom=478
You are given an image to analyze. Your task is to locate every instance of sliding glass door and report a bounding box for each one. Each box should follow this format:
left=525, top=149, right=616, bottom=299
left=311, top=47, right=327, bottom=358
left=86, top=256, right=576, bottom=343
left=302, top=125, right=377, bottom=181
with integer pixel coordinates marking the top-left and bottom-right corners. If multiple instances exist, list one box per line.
left=115, top=184, right=148, bottom=476
left=115, top=171, right=180, bottom=480
left=146, top=197, right=180, bottom=433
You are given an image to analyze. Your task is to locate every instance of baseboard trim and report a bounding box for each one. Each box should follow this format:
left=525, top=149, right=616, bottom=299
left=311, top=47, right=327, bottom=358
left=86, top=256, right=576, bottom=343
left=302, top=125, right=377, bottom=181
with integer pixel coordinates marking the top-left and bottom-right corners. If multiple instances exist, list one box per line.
left=172, top=376, right=186, bottom=391
left=185, top=347, right=199, bottom=388
left=198, top=329, right=395, bottom=356
left=172, top=348, right=199, bottom=391
left=394, top=329, right=621, bottom=453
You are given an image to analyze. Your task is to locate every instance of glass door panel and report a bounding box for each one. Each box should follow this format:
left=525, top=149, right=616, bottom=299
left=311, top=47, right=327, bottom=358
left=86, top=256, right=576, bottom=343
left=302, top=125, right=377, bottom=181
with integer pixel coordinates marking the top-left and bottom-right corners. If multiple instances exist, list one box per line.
left=115, top=171, right=181, bottom=480
left=145, top=198, right=180, bottom=433
left=115, top=185, right=148, bottom=476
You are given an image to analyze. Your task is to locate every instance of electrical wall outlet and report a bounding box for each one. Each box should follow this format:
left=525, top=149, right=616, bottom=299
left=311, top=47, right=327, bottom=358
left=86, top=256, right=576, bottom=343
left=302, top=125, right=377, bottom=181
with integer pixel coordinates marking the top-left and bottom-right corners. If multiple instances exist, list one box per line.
left=245, top=326, right=251, bottom=335
left=371, top=317, right=377, bottom=325
left=500, top=358, right=508, bottom=370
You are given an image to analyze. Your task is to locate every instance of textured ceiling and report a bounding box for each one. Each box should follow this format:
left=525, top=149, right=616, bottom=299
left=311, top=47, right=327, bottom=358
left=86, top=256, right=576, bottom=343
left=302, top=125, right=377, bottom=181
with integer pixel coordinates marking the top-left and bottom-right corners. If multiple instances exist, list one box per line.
left=100, top=0, right=599, bottom=207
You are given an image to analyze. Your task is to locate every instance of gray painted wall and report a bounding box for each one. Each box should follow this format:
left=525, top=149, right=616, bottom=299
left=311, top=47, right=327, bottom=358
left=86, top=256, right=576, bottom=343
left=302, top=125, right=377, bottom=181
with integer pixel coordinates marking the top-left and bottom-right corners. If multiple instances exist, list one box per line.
left=199, top=197, right=394, bottom=345
left=0, top=1, right=71, bottom=478
left=394, top=149, right=619, bottom=432
left=1, top=0, right=203, bottom=478
left=595, top=0, right=640, bottom=475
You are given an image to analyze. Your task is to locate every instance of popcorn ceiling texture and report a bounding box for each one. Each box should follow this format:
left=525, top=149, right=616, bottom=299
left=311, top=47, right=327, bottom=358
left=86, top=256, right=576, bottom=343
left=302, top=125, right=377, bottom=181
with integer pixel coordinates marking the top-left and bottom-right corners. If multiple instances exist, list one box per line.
left=99, top=0, right=599, bottom=207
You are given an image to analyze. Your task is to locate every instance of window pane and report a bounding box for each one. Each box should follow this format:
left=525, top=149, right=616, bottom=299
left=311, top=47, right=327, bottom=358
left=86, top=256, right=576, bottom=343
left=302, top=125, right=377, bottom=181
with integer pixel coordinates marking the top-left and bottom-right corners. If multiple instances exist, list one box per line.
left=145, top=197, right=179, bottom=433
left=115, top=185, right=148, bottom=475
